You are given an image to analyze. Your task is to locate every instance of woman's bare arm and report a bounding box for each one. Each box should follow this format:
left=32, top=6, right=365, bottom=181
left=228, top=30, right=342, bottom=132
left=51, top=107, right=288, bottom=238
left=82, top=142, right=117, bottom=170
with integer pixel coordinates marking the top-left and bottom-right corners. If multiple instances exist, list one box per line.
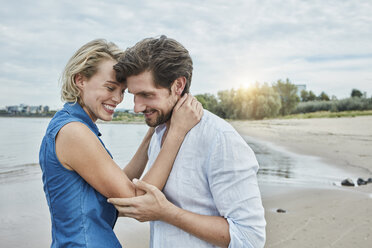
left=123, top=127, right=154, bottom=181
left=56, top=122, right=136, bottom=198
left=139, top=95, right=203, bottom=194
left=56, top=94, right=202, bottom=199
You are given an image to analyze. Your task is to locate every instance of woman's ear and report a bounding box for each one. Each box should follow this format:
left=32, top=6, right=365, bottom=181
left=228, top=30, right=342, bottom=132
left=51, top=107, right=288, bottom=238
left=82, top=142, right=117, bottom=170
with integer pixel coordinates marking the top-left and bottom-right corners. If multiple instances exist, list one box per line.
left=74, top=73, right=85, bottom=90
left=173, top=76, right=186, bottom=96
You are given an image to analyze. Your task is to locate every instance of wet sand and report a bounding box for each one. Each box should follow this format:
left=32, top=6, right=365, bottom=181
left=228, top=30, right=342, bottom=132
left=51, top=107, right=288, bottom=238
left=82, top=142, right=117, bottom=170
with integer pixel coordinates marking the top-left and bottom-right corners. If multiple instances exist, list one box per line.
left=231, top=116, right=372, bottom=175
left=230, top=116, right=372, bottom=247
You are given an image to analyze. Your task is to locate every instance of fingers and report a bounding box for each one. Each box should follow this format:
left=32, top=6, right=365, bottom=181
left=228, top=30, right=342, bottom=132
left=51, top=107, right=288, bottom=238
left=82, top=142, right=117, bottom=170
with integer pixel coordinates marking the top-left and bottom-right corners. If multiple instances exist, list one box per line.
left=119, top=212, right=147, bottom=223
left=184, top=94, right=194, bottom=108
left=189, top=96, right=203, bottom=120
left=116, top=206, right=145, bottom=221
left=107, top=180, right=158, bottom=206
left=197, top=102, right=204, bottom=118
left=107, top=197, right=135, bottom=206
left=173, top=93, right=188, bottom=111
left=199, top=107, right=203, bottom=117
left=133, top=179, right=159, bottom=194
left=190, top=96, right=198, bottom=109
left=116, top=206, right=137, bottom=215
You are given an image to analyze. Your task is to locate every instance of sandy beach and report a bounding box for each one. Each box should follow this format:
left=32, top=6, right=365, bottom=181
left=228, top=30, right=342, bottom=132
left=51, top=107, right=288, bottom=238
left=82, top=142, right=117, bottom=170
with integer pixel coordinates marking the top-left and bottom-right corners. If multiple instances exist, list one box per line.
left=231, top=116, right=372, bottom=247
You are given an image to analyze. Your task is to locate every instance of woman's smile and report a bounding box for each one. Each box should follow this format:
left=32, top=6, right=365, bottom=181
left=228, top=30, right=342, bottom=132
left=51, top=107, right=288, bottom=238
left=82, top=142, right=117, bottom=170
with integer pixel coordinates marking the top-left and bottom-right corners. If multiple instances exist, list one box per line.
left=102, top=103, right=116, bottom=115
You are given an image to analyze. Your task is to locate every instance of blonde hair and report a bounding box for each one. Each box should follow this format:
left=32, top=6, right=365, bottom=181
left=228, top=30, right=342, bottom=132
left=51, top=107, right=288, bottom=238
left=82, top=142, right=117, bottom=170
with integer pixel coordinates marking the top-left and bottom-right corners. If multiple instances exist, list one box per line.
left=60, top=39, right=124, bottom=104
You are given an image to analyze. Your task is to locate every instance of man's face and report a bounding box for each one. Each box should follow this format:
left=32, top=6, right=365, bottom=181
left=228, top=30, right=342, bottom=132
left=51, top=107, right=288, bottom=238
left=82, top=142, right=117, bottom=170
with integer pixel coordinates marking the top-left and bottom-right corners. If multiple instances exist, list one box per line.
left=126, top=71, right=178, bottom=127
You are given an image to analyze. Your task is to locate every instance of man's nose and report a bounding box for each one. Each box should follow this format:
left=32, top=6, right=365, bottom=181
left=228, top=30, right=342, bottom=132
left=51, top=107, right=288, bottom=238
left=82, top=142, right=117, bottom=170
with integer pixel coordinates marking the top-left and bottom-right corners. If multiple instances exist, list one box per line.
left=133, top=96, right=145, bottom=113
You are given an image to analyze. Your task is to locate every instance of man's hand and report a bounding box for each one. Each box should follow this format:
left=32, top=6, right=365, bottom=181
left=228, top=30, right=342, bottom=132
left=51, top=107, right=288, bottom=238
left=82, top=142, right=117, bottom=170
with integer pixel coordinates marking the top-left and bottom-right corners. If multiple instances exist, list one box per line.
left=109, top=179, right=231, bottom=247
left=108, top=179, right=172, bottom=222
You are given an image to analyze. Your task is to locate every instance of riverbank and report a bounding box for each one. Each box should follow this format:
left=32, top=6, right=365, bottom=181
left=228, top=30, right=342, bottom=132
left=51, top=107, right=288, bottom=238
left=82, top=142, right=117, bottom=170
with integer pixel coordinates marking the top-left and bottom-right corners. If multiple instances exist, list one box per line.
left=230, top=116, right=372, bottom=247
left=230, top=116, right=372, bottom=175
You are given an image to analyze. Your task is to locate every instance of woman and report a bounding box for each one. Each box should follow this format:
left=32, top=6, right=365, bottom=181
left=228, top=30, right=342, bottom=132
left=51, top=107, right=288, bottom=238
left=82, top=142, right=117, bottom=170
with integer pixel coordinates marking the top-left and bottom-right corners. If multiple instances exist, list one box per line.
left=39, top=39, right=202, bottom=247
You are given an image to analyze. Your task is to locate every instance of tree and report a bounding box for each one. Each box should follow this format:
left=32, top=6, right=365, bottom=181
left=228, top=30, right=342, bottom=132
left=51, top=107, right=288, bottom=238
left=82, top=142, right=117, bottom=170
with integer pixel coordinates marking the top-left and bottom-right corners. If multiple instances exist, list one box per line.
left=232, top=83, right=281, bottom=119
left=273, top=79, right=300, bottom=115
left=250, top=83, right=281, bottom=119
left=300, top=90, right=309, bottom=102
left=308, top=91, right=316, bottom=101
left=317, top=91, right=330, bottom=101
left=217, top=89, right=236, bottom=119
left=195, top=93, right=218, bottom=112
left=351, top=89, right=363, bottom=98
left=207, top=83, right=281, bottom=120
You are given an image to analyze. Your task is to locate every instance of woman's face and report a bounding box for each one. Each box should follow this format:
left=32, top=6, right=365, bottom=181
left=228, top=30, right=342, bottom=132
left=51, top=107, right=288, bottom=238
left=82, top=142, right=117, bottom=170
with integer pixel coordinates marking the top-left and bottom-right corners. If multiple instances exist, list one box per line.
left=78, top=59, right=125, bottom=122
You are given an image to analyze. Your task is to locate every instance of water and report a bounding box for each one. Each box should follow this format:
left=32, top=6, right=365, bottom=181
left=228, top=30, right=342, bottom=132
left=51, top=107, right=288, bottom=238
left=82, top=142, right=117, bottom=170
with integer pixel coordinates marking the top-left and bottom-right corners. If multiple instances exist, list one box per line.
left=243, top=136, right=359, bottom=190
left=0, top=117, right=148, bottom=182
left=0, top=117, right=356, bottom=187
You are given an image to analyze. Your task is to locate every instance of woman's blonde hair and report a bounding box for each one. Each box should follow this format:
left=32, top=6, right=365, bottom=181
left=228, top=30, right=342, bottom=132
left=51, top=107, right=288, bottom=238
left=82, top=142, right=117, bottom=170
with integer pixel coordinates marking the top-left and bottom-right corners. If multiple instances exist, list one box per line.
left=60, top=39, right=124, bottom=104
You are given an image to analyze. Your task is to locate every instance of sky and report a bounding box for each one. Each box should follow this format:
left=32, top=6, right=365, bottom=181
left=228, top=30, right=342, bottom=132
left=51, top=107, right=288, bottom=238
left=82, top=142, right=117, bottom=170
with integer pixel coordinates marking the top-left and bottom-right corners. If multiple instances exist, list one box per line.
left=1, top=0, right=372, bottom=110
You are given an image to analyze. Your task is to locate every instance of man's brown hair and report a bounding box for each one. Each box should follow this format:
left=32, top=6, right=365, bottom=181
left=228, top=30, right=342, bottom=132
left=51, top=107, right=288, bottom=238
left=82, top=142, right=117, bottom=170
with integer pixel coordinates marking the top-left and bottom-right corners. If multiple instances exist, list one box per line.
left=114, top=35, right=193, bottom=95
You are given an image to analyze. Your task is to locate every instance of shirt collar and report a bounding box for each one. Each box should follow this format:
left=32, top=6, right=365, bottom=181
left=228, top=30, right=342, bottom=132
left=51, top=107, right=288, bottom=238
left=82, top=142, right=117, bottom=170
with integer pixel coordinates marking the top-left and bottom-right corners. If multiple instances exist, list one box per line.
left=155, top=123, right=167, bottom=135
left=63, top=102, right=102, bottom=136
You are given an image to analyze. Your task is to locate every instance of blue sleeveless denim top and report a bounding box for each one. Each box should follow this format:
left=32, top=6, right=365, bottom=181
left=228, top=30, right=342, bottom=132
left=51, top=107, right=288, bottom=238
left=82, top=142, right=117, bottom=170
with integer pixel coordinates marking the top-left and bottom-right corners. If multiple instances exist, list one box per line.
left=39, top=103, right=121, bottom=248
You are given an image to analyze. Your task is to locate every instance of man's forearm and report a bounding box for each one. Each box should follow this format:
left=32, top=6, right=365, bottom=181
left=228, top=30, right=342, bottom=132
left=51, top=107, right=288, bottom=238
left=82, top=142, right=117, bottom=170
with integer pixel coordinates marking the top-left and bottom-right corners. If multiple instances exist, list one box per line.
left=163, top=203, right=230, bottom=247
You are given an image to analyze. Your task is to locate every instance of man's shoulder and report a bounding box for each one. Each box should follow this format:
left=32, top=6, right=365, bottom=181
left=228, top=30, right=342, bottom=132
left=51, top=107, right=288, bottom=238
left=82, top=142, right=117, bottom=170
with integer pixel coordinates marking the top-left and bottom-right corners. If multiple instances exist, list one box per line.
left=187, top=110, right=239, bottom=143
left=197, top=110, right=236, bottom=133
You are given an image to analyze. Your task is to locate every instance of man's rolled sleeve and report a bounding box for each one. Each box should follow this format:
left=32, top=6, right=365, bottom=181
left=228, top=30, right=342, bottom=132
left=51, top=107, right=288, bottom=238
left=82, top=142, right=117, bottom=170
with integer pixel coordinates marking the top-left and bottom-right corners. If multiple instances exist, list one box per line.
left=207, top=131, right=266, bottom=248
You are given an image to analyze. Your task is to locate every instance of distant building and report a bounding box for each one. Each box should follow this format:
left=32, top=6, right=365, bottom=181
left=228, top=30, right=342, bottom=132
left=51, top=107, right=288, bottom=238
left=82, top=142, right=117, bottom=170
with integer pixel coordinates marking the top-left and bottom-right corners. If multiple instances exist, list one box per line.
left=29, top=106, right=39, bottom=114
left=5, top=104, right=50, bottom=114
left=6, top=105, right=19, bottom=114
left=295, top=84, right=306, bottom=97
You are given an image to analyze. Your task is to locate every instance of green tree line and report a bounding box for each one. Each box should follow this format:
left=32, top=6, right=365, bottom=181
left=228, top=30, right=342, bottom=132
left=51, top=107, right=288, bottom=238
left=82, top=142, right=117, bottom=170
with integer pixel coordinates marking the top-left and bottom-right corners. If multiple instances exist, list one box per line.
left=195, top=80, right=372, bottom=120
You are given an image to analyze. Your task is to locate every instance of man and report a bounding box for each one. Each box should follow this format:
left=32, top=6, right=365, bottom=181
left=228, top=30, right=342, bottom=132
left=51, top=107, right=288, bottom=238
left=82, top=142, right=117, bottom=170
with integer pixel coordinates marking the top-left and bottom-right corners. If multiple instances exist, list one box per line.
left=110, top=35, right=266, bottom=247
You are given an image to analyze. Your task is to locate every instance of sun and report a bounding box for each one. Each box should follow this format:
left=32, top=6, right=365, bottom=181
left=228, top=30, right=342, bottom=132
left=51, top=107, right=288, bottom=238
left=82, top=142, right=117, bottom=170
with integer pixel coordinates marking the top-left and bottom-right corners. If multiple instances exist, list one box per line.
left=231, top=74, right=258, bottom=89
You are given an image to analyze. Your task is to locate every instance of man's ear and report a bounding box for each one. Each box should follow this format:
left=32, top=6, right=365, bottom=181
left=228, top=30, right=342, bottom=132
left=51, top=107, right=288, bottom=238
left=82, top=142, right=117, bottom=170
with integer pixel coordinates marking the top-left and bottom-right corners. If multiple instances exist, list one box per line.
left=74, top=73, right=85, bottom=90
left=173, top=76, right=186, bottom=96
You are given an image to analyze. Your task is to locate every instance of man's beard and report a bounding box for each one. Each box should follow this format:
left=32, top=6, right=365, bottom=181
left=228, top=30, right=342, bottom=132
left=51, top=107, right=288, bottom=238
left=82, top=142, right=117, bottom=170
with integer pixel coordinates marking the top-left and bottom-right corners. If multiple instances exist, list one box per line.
left=145, top=108, right=173, bottom=127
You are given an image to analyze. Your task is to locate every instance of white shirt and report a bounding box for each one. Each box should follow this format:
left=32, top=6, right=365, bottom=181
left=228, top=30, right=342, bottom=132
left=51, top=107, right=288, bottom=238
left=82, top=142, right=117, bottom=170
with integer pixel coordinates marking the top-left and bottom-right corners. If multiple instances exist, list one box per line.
left=147, top=110, right=266, bottom=248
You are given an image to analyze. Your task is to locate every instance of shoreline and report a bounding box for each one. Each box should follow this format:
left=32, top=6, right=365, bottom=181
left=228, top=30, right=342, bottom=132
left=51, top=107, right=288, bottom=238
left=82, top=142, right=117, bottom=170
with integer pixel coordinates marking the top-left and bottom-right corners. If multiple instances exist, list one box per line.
left=230, top=116, right=372, bottom=247
left=230, top=116, right=372, bottom=176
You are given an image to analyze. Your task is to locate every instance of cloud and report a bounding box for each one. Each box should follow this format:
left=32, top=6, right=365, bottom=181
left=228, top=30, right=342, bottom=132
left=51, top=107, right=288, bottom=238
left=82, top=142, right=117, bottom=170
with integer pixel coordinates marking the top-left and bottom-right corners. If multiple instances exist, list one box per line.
left=1, top=0, right=372, bottom=109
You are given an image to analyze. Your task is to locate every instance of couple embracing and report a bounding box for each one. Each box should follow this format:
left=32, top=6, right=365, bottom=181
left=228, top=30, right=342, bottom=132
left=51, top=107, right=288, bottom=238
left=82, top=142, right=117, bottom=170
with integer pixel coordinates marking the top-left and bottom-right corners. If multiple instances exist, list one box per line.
left=39, top=35, right=265, bottom=248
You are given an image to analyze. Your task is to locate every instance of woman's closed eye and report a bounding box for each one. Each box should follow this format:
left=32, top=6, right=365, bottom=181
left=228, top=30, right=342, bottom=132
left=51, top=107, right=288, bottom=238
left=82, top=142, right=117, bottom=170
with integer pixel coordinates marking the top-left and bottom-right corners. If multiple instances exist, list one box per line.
left=107, top=86, right=115, bottom=91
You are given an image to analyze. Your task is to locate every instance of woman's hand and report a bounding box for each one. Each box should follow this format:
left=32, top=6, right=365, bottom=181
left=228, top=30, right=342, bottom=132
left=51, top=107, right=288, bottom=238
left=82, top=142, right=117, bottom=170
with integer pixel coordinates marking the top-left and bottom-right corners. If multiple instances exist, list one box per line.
left=170, top=93, right=203, bottom=136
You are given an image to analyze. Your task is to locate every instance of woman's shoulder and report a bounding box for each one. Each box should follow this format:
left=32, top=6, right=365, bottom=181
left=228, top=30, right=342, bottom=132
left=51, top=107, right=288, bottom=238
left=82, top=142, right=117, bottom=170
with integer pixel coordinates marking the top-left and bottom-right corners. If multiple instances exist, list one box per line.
left=46, top=109, right=85, bottom=137
left=58, top=121, right=93, bottom=140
